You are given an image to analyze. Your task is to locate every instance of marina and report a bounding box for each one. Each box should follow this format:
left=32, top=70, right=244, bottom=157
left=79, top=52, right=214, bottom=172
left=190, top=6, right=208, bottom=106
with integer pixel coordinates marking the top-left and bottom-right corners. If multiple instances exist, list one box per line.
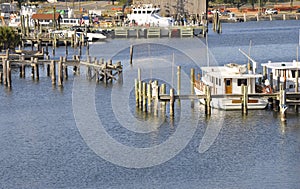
left=0, top=2, right=300, bottom=188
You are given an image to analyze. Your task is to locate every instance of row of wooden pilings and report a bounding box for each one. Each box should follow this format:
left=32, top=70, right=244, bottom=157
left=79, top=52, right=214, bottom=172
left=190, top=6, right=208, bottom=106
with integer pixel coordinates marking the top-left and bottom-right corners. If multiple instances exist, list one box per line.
left=134, top=67, right=213, bottom=117
left=134, top=66, right=297, bottom=121
left=0, top=55, right=80, bottom=88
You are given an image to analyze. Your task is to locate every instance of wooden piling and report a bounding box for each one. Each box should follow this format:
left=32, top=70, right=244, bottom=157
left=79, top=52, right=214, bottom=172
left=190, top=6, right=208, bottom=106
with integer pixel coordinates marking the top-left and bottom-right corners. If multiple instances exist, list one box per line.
left=51, top=60, right=56, bottom=85
left=177, top=66, right=181, bottom=95
left=160, top=83, right=166, bottom=113
left=279, top=84, right=287, bottom=121
left=64, top=64, right=68, bottom=80
left=170, top=88, right=175, bottom=117
left=153, top=80, right=159, bottom=116
left=296, top=69, right=299, bottom=92
left=142, top=82, right=147, bottom=112
left=205, top=86, right=211, bottom=115
left=34, top=58, right=39, bottom=80
left=3, top=59, right=7, bottom=86
left=242, top=85, right=248, bottom=115
left=6, top=61, right=11, bottom=88
left=0, top=72, right=2, bottom=84
left=135, top=79, right=139, bottom=107
left=270, top=72, right=273, bottom=90
left=58, top=59, right=63, bottom=87
left=263, top=66, right=267, bottom=81
left=147, top=82, right=152, bottom=112
left=130, top=45, right=133, bottom=65
left=190, top=68, right=195, bottom=108
left=139, top=80, right=143, bottom=108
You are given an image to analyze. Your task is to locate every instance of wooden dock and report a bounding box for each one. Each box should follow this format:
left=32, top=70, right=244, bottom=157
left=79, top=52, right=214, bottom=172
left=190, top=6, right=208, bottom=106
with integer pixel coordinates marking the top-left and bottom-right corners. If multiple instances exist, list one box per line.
left=134, top=67, right=300, bottom=122
left=113, top=26, right=205, bottom=38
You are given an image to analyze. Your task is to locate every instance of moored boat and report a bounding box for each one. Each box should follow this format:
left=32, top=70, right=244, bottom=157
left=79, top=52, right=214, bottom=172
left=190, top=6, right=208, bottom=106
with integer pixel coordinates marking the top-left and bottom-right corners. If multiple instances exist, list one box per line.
left=261, top=60, right=300, bottom=92
left=194, top=63, right=269, bottom=110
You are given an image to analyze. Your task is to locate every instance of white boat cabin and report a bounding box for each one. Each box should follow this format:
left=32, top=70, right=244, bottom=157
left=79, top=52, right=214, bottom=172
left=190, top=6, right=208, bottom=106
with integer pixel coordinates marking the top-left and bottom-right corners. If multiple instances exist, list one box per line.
left=261, top=60, right=300, bottom=91
left=127, top=4, right=173, bottom=27
left=200, top=63, right=262, bottom=95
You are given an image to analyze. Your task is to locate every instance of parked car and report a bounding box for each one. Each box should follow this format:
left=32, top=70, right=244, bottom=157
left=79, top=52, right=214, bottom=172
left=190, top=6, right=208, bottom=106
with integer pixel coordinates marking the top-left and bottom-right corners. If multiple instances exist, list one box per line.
left=265, top=8, right=278, bottom=15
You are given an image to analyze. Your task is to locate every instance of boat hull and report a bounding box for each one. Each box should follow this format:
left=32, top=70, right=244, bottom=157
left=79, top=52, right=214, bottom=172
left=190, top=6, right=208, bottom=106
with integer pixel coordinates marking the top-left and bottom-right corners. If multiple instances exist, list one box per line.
left=194, top=87, right=268, bottom=110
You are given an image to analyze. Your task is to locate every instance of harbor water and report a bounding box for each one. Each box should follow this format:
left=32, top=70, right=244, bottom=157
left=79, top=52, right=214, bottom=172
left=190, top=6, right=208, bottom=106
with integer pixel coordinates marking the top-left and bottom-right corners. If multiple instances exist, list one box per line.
left=1, top=20, right=300, bottom=188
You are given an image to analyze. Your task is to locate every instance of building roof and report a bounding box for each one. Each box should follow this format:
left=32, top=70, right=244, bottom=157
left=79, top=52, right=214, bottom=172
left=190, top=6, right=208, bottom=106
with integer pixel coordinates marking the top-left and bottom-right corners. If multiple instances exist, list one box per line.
left=31, top=13, right=61, bottom=20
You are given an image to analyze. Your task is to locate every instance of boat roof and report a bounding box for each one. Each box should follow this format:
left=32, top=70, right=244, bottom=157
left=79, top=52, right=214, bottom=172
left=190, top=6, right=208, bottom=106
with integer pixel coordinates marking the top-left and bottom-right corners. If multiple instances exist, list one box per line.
left=261, top=60, right=300, bottom=70
left=201, top=65, right=263, bottom=79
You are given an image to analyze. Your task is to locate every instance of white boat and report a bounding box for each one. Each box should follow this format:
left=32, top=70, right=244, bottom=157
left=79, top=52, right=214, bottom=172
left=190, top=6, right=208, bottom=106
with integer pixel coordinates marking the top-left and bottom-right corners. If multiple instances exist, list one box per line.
left=194, top=63, right=269, bottom=110
left=126, top=4, right=173, bottom=27
left=49, top=26, right=107, bottom=42
left=261, top=60, right=300, bottom=92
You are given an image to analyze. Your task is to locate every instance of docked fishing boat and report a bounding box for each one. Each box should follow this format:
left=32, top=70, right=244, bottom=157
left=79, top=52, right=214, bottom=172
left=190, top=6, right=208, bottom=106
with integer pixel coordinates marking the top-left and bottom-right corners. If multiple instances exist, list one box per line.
left=194, top=63, right=269, bottom=110
left=126, top=4, right=174, bottom=27
left=261, top=60, right=300, bottom=92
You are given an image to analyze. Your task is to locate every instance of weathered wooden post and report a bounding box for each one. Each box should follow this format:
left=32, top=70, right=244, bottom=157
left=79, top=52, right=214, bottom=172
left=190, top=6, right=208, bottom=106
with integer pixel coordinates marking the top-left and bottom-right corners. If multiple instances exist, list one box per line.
left=108, top=59, right=113, bottom=82
left=160, top=83, right=166, bottom=113
left=153, top=80, right=159, bottom=116
left=242, top=84, right=248, bottom=115
left=205, top=85, right=211, bottom=115
left=279, top=84, right=287, bottom=121
left=34, top=58, right=39, bottom=80
left=0, top=72, right=2, bottom=84
left=30, top=57, right=34, bottom=79
left=295, top=68, right=299, bottom=92
left=190, top=68, right=195, bottom=108
left=142, top=82, right=147, bottom=112
left=177, top=66, right=181, bottom=95
left=7, top=61, right=11, bottom=88
left=295, top=69, right=299, bottom=112
left=147, top=81, right=152, bottom=112
left=130, top=45, right=133, bottom=65
left=263, top=65, right=267, bottom=82
left=58, top=58, right=63, bottom=87
left=51, top=60, right=56, bottom=85
left=170, top=88, right=175, bottom=117
left=2, top=59, right=6, bottom=86
left=65, top=40, right=68, bottom=55
left=135, top=79, right=139, bottom=107
left=270, top=72, right=273, bottom=90
left=139, top=80, right=143, bottom=108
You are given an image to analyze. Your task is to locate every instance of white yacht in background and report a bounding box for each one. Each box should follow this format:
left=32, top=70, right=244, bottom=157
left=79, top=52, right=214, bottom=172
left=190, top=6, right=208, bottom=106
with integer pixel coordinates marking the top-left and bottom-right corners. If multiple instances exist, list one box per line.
left=126, top=4, right=173, bottom=27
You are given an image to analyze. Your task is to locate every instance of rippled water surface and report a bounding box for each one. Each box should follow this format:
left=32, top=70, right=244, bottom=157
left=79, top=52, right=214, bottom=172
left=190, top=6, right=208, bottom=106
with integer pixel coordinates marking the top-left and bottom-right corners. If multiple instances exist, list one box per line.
left=0, top=20, right=300, bottom=188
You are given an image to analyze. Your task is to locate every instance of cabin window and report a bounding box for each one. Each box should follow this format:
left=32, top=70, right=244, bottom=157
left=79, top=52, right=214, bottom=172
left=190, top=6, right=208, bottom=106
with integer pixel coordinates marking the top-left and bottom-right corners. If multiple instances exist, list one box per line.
left=138, top=10, right=141, bottom=14
left=226, top=79, right=231, bottom=86
left=237, top=79, right=247, bottom=86
left=142, top=11, right=146, bottom=14
left=147, top=11, right=151, bottom=14
left=216, top=78, right=218, bottom=85
left=291, top=70, right=300, bottom=78
left=219, top=78, right=221, bottom=86
left=134, top=10, right=137, bottom=14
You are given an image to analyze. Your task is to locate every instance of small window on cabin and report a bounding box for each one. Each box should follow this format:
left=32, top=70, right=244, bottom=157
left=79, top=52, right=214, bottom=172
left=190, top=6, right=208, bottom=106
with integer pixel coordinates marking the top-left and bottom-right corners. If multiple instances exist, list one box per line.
left=237, top=79, right=247, bottom=86
left=142, top=11, right=146, bottom=14
left=138, top=11, right=141, bottom=14
left=219, top=79, right=221, bottom=86
left=147, top=11, right=151, bottom=14
left=289, top=84, right=294, bottom=89
left=216, top=78, right=218, bottom=85
left=291, top=70, right=296, bottom=78
left=226, top=79, right=231, bottom=86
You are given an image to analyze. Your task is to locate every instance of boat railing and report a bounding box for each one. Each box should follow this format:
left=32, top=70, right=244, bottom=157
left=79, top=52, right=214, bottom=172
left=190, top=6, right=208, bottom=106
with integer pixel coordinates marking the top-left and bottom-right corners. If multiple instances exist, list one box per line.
left=194, top=79, right=206, bottom=93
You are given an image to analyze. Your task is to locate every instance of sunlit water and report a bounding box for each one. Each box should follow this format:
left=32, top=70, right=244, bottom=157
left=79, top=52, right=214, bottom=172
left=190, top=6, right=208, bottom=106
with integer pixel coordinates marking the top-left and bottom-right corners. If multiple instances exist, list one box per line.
left=0, top=20, right=300, bottom=188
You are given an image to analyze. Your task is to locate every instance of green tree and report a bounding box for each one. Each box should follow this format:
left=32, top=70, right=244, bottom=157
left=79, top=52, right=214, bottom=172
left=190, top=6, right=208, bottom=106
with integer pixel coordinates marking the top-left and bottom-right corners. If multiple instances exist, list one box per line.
left=0, top=26, right=21, bottom=50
